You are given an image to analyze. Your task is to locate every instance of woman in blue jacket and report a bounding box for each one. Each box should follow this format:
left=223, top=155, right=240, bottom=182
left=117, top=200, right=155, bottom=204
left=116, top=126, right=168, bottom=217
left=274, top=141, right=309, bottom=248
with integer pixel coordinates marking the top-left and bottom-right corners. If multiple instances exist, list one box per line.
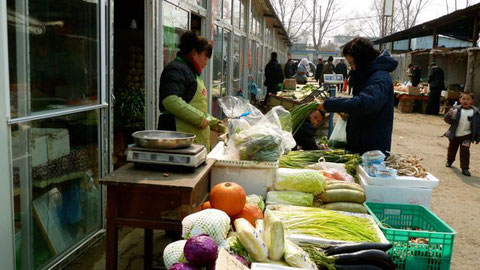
left=319, top=37, right=398, bottom=155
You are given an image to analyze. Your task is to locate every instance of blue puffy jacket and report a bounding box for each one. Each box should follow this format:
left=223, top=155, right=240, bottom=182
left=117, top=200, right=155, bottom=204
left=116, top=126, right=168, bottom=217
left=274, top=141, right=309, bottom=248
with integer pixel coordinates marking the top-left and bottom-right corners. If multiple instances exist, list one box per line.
left=324, top=50, right=398, bottom=155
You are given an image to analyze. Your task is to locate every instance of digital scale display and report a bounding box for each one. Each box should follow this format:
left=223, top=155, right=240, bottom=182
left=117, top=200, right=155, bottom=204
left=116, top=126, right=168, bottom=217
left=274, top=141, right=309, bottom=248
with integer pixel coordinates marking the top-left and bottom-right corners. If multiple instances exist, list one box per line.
left=132, top=152, right=190, bottom=164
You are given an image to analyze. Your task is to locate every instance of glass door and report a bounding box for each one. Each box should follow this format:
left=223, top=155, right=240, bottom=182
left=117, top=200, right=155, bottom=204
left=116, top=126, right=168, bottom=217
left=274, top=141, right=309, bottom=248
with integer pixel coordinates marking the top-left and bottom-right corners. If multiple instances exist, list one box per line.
left=6, top=0, right=106, bottom=268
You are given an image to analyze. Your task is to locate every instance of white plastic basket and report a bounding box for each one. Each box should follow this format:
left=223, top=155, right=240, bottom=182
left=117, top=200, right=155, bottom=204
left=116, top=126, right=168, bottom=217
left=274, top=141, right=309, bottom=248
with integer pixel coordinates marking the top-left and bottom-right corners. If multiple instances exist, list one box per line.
left=358, top=165, right=439, bottom=189
left=208, top=142, right=279, bottom=169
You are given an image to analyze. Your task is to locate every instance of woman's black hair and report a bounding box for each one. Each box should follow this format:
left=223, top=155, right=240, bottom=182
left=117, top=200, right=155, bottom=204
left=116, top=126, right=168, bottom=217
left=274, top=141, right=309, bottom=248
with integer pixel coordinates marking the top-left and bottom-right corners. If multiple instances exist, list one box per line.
left=342, top=37, right=380, bottom=69
left=179, top=31, right=213, bottom=58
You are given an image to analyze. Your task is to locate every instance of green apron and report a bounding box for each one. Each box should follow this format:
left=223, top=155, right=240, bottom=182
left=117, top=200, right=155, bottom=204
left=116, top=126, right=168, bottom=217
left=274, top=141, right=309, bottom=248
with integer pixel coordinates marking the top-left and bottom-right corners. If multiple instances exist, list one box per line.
left=175, top=75, right=211, bottom=150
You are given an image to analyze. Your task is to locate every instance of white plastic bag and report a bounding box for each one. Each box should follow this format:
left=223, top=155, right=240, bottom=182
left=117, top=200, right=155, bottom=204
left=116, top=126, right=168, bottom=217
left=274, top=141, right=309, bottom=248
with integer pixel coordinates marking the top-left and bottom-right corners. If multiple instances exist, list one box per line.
left=218, top=96, right=296, bottom=161
left=328, top=118, right=347, bottom=148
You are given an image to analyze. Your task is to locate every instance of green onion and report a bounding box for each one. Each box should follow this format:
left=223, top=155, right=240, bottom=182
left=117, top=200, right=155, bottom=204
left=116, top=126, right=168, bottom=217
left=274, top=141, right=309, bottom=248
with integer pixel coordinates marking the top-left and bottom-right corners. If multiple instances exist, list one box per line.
left=269, top=205, right=381, bottom=243
left=300, top=244, right=336, bottom=270
left=290, top=102, right=320, bottom=135
left=279, top=150, right=360, bottom=169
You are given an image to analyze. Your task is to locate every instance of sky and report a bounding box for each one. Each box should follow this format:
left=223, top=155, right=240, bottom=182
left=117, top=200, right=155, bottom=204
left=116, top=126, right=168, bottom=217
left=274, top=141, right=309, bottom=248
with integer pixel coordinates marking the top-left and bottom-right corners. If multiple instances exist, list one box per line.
left=332, top=0, right=480, bottom=38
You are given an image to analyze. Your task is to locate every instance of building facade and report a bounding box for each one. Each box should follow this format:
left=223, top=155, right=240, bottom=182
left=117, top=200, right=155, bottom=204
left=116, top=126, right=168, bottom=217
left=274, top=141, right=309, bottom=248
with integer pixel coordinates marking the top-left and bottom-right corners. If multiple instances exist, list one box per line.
left=0, top=0, right=290, bottom=269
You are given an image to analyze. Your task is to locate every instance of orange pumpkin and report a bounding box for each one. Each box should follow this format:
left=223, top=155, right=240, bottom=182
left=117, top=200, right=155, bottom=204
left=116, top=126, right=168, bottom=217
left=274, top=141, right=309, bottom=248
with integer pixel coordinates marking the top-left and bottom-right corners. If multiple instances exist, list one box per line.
left=201, top=201, right=211, bottom=210
left=210, top=182, right=246, bottom=217
left=234, top=203, right=264, bottom=227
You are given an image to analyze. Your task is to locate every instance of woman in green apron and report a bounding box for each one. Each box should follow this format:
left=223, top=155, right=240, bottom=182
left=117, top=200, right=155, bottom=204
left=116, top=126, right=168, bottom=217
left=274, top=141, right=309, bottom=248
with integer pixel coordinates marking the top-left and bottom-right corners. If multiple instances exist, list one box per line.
left=158, top=31, right=224, bottom=151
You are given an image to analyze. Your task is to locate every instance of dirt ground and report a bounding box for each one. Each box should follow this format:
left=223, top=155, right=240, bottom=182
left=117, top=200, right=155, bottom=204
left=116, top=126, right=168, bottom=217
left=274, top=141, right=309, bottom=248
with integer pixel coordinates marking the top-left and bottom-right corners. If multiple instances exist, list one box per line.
left=66, top=111, right=480, bottom=270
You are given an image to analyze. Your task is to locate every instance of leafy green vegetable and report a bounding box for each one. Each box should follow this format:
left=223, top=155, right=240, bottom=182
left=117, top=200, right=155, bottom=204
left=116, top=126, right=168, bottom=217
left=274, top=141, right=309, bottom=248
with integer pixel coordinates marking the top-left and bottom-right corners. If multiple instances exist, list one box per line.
left=300, top=244, right=336, bottom=270
left=266, top=191, right=314, bottom=207
left=226, top=236, right=253, bottom=263
left=234, top=131, right=282, bottom=162
left=275, top=168, right=326, bottom=195
left=269, top=205, right=381, bottom=243
left=114, top=88, right=145, bottom=130
left=246, top=194, right=265, bottom=212
left=279, top=150, right=361, bottom=172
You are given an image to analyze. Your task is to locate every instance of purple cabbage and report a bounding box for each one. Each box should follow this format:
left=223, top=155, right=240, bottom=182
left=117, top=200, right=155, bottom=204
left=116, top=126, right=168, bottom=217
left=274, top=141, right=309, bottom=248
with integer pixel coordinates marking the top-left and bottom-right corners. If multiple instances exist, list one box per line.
left=184, top=234, right=218, bottom=267
left=169, top=263, right=199, bottom=270
left=233, top=254, right=249, bottom=267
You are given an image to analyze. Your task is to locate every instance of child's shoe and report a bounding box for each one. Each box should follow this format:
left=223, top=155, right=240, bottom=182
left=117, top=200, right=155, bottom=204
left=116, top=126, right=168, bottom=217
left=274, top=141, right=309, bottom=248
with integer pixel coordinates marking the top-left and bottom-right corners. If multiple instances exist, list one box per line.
left=446, top=162, right=452, bottom=167
left=462, top=169, right=471, bottom=176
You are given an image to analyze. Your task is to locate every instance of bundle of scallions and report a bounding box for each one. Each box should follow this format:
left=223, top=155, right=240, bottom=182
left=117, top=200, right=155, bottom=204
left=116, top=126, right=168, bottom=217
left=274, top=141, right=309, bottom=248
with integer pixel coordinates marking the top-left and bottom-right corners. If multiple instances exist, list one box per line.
left=268, top=205, right=381, bottom=243
left=290, top=101, right=321, bottom=135
left=280, top=150, right=360, bottom=167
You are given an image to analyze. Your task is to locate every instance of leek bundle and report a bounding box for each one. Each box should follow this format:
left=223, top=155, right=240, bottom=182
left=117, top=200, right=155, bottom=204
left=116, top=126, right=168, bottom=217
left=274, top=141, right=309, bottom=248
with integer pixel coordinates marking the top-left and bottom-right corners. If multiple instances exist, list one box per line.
left=268, top=205, right=381, bottom=243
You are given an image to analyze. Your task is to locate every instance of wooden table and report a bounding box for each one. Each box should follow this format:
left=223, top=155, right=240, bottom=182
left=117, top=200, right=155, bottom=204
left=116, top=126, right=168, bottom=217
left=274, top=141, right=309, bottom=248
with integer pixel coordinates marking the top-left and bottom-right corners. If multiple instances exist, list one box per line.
left=100, top=160, right=214, bottom=270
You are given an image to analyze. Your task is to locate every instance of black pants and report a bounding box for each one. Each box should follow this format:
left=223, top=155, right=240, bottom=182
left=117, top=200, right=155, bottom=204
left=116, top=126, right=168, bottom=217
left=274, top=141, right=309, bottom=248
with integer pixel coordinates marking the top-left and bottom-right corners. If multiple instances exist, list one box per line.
left=426, top=87, right=442, bottom=115
left=447, top=135, right=471, bottom=169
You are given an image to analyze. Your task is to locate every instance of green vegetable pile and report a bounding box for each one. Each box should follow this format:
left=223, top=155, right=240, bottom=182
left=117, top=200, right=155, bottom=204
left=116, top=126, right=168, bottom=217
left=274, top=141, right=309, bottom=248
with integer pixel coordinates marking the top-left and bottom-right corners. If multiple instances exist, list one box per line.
left=234, top=131, right=282, bottom=162
left=269, top=205, right=381, bottom=243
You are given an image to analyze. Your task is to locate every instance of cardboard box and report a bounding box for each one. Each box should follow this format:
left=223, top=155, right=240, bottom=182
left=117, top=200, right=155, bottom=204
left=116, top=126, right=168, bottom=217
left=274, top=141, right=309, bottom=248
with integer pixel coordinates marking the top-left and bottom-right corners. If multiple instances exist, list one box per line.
left=12, top=131, right=49, bottom=167
left=445, top=91, right=461, bottom=100
left=283, top=79, right=297, bottom=90
left=32, top=128, right=70, bottom=161
left=407, top=86, right=420, bottom=95
left=215, top=248, right=249, bottom=270
left=398, top=100, right=414, bottom=113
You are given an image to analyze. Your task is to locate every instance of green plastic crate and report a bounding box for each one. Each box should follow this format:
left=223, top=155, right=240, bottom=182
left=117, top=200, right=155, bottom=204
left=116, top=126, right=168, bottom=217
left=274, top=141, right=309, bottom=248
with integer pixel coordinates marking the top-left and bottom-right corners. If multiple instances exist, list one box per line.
left=365, top=202, right=456, bottom=270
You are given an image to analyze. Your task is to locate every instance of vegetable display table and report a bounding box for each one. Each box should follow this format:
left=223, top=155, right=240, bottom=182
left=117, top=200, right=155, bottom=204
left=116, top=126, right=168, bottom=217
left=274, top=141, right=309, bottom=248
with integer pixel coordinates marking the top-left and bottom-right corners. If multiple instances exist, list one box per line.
left=100, top=160, right=214, bottom=270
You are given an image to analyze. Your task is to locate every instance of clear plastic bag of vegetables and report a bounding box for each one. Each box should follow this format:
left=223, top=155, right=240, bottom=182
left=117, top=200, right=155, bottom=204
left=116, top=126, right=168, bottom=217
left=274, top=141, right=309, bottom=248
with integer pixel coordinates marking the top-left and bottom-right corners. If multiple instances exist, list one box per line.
left=233, top=127, right=284, bottom=162
left=218, top=96, right=296, bottom=162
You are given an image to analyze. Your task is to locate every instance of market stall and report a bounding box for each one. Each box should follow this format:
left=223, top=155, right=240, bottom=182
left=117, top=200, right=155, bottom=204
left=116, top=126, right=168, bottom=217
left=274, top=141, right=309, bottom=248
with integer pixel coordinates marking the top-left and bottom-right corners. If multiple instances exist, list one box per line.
left=100, top=95, right=456, bottom=270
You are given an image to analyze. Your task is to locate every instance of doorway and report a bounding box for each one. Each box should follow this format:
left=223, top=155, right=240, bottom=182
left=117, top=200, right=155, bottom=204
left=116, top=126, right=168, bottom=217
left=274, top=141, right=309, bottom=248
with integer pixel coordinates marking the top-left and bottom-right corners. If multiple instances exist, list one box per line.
left=112, top=0, right=146, bottom=169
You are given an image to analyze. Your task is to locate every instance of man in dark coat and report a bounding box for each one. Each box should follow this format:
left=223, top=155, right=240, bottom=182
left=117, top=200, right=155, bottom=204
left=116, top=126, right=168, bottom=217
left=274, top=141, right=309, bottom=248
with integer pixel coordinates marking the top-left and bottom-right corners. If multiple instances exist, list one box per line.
left=426, top=62, right=445, bottom=115
left=264, top=52, right=284, bottom=103
left=407, top=64, right=421, bottom=87
left=315, top=58, right=324, bottom=83
left=320, top=56, right=335, bottom=84
left=321, top=50, right=398, bottom=155
left=285, top=54, right=294, bottom=78
left=335, top=59, right=348, bottom=92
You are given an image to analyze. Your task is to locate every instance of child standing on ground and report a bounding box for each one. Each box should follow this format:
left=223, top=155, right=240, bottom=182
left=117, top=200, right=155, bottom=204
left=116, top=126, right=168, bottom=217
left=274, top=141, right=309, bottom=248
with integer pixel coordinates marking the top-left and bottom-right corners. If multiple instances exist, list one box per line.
left=444, top=92, right=480, bottom=176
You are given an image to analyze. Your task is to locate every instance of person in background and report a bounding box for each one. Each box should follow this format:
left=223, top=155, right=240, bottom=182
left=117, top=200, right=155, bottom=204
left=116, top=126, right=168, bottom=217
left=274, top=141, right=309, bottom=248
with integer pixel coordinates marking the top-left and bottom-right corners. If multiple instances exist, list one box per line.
left=285, top=54, right=295, bottom=78
left=335, top=59, right=348, bottom=92
left=408, top=64, right=421, bottom=87
left=320, top=56, right=335, bottom=84
left=315, top=58, right=324, bottom=84
left=294, top=110, right=325, bottom=150
left=347, top=68, right=356, bottom=96
left=158, top=31, right=224, bottom=151
left=426, top=62, right=445, bottom=115
left=318, top=37, right=398, bottom=155
left=444, top=92, right=480, bottom=176
left=295, top=58, right=309, bottom=84
left=264, top=52, right=285, bottom=103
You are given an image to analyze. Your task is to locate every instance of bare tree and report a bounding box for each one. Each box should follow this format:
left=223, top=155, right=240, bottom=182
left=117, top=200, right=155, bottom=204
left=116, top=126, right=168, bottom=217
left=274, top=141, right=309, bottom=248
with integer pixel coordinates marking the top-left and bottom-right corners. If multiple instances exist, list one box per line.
left=307, top=0, right=345, bottom=54
left=271, top=0, right=310, bottom=42
left=397, top=0, right=431, bottom=30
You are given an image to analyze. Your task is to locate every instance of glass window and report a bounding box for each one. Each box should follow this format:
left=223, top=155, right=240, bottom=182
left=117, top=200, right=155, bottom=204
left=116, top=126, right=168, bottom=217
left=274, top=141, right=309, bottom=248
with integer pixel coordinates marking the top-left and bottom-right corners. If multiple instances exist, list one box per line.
left=223, top=31, right=230, bottom=90
left=233, top=0, right=240, bottom=29
left=233, top=35, right=242, bottom=93
left=8, top=0, right=99, bottom=118
left=163, top=3, right=189, bottom=65
left=214, top=0, right=222, bottom=18
left=213, top=26, right=223, bottom=84
left=241, top=0, right=247, bottom=32
left=223, top=0, right=231, bottom=22
left=12, top=111, right=101, bottom=269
